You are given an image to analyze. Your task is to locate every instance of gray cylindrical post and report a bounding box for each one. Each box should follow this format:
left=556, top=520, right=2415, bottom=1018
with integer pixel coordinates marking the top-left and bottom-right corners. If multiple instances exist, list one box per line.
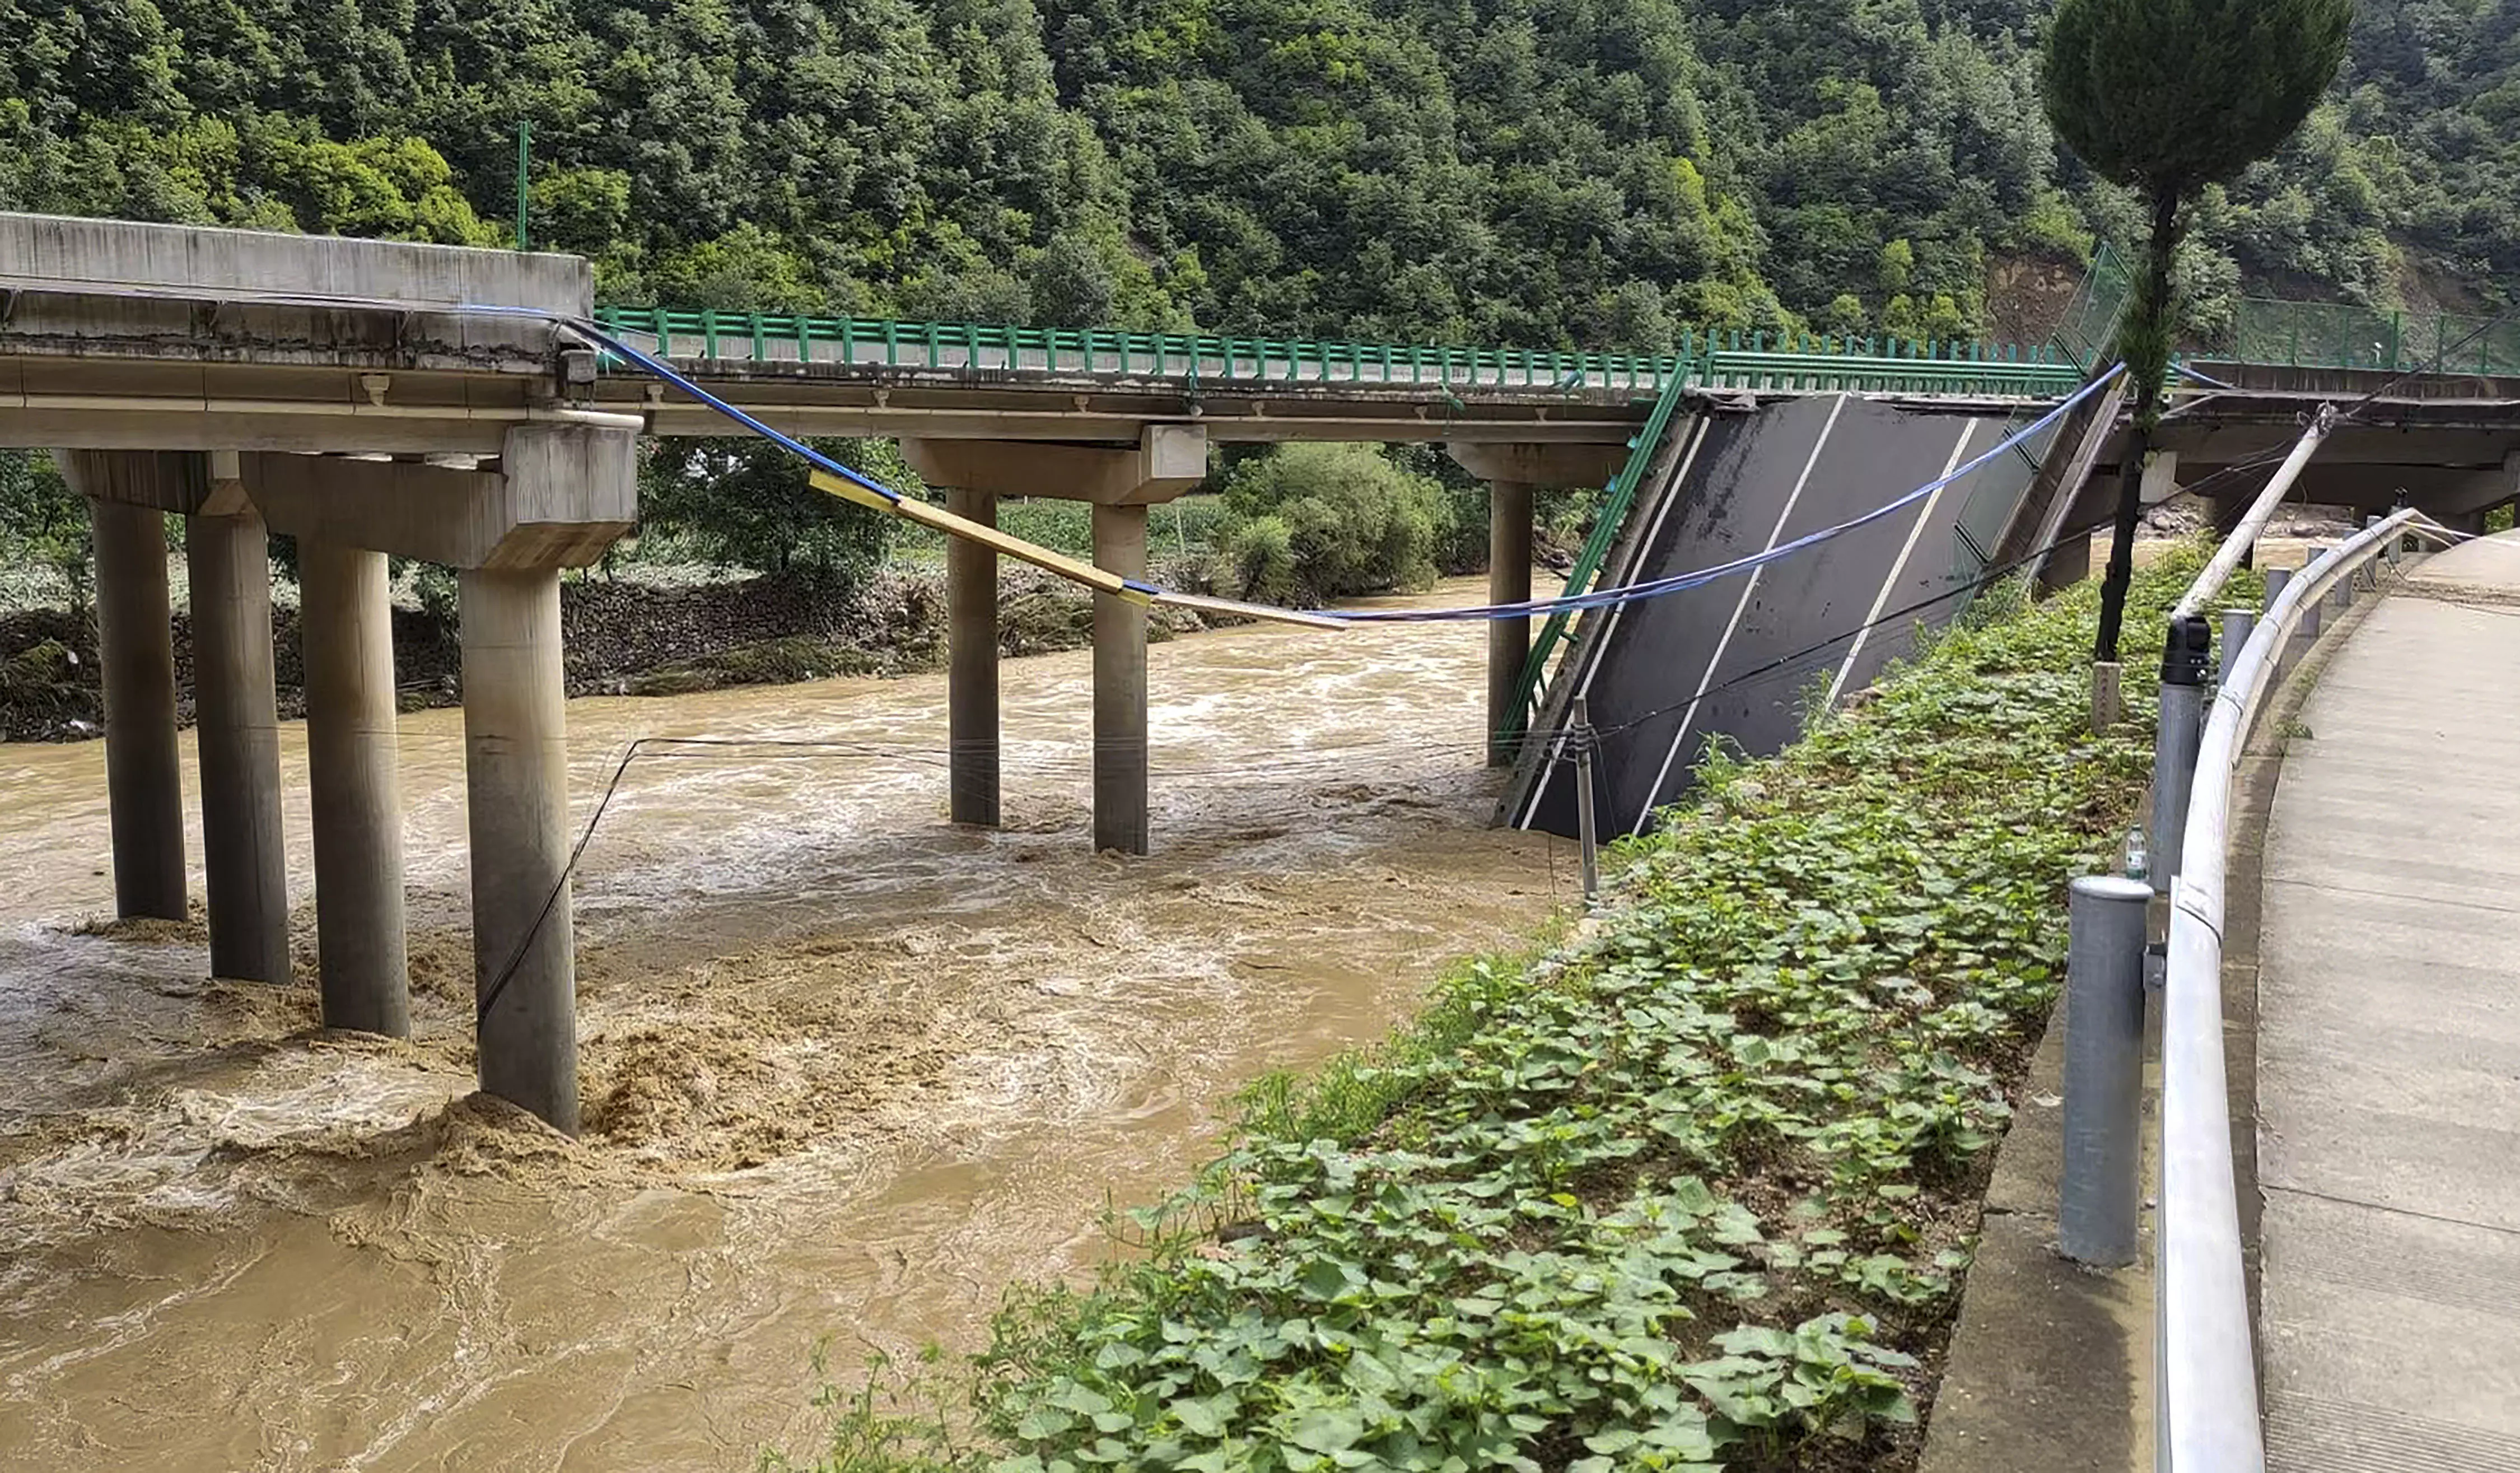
left=2263, top=566, right=2294, bottom=675
left=945, top=488, right=1000, bottom=827
left=90, top=496, right=188, bottom=920
left=1571, top=694, right=1599, bottom=898
left=460, top=566, right=577, bottom=1132
left=1486, top=481, right=1534, bottom=767
left=2148, top=617, right=2211, bottom=896
left=301, top=540, right=410, bottom=1037
left=2061, top=874, right=2153, bottom=1266
left=1091, top=502, right=1150, bottom=856
left=187, top=509, right=291, bottom=982
left=2218, top=607, right=2255, bottom=688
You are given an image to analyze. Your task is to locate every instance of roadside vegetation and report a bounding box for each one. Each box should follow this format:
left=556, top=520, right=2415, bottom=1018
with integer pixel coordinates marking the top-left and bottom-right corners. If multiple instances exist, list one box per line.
left=777, top=546, right=2213, bottom=1473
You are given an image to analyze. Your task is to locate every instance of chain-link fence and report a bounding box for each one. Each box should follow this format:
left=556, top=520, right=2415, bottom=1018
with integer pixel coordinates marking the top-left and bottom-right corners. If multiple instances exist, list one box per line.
left=2050, top=241, right=2133, bottom=371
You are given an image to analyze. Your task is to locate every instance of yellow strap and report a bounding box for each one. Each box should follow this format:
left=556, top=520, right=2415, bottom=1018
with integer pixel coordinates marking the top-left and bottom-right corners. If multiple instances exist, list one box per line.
left=809, top=470, right=1353, bottom=630
left=811, top=470, right=1147, bottom=604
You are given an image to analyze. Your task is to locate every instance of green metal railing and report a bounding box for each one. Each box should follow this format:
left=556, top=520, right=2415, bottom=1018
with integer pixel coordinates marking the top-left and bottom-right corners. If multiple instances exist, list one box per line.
left=1496, top=372, right=1694, bottom=756
left=2226, top=298, right=2520, bottom=376
left=592, top=306, right=2084, bottom=399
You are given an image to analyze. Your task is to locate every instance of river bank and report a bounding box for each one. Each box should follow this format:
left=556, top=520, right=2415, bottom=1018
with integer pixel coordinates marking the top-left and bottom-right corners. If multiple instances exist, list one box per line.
left=827, top=554, right=2204, bottom=1473
left=0, top=575, right=1571, bottom=1471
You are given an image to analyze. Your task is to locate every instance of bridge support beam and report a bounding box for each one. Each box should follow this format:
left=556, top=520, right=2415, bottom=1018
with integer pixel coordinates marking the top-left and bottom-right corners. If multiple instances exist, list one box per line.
left=71, top=462, right=188, bottom=921
left=1485, top=481, right=1534, bottom=766
left=903, top=430, right=1207, bottom=853
left=1446, top=445, right=1626, bottom=768
left=460, top=566, right=576, bottom=1130
left=946, top=488, right=1000, bottom=827
left=300, top=539, right=410, bottom=1037
left=1093, top=504, right=1151, bottom=856
left=186, top=497, right=291, bottom=982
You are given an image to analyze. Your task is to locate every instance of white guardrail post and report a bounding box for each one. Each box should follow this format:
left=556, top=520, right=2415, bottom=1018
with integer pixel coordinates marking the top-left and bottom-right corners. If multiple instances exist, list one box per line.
left=2147, top=507, right=2454, bottom=1472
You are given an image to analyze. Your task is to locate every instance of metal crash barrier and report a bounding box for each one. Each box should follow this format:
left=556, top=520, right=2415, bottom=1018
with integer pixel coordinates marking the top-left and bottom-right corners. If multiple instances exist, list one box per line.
left=2057, top=502, right=2459, bottom=1472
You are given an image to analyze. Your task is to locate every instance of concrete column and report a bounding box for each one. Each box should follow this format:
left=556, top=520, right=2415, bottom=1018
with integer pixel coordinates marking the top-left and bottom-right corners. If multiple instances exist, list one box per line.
left=946, top=488, right=1000, bottom=827
left=459, top=567, right=576, bottom=1131
left=90, top=496, right=187, bottom=920
left=1092, top=503, right=1150, bottom=856
left=2037, top=528, right=2094, bottom=596
left=300, top=541, right=410, bottom=1037
left=1487, top=481, right=1535, bottom=767
left=185, top=509, right=291, bottom=982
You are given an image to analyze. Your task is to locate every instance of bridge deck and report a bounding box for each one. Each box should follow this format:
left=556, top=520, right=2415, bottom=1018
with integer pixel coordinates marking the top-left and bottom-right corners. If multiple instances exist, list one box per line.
left=2256, top=532, right=2520, bottom=1471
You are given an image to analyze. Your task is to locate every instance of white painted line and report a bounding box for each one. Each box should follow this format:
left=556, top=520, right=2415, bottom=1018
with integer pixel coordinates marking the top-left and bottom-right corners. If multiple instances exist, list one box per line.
left=1823, top=418, right=1981, bottom=708
left=1632, top=394, right=1849, bottom=833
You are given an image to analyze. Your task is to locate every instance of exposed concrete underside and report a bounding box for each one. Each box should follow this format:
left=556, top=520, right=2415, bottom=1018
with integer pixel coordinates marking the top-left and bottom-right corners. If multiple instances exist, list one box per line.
left=2256, top=540, right=2520, bottom=1471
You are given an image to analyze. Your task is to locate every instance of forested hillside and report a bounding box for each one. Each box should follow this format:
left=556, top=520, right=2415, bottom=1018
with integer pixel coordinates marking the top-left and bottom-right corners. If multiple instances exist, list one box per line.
left=3, top=0, right=2513, bottom=349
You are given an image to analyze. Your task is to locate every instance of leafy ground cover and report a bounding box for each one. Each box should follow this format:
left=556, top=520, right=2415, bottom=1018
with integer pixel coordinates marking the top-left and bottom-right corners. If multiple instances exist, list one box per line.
left=788, top=548, right=2215, bottom=1473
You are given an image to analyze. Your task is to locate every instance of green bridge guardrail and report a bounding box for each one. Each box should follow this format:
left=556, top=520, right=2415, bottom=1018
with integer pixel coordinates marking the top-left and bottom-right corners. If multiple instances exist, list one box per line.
left=2227, top=297, right=2520, bottom=376
left=1497, top=371, right=1694, bottom=755
left=592, top=306, right=2083, bottom=399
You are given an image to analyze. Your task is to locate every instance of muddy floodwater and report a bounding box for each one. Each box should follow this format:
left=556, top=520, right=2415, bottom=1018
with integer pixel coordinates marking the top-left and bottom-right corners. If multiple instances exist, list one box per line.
left=0, top=576, right=1569, bottom=1471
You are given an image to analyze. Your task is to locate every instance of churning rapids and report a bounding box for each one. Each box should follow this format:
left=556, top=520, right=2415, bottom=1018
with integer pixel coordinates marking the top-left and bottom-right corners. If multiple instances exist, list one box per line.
left=0, top=576, right=1570, bottom=1471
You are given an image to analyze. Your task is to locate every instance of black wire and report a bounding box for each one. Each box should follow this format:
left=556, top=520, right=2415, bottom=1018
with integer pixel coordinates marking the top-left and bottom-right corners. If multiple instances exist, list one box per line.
left=1580, top=499, right=2141, bottom=746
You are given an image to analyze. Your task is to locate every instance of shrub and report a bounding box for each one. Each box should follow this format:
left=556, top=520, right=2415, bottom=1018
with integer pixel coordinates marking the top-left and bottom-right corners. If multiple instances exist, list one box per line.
left=1212, top=444, right=1443, bottom=604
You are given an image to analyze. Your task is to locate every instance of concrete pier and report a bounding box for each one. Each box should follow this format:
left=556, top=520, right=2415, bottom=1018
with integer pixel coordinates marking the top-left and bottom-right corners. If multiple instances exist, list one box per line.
left=946, top=488, right=1000, bottom=827
left=1486, top=480, right=1534, bottom=766
left=87, top=491, right=187, bottom=920
left=185, top=506, right=291, bottom=981
left=459, top=567, right=577, bottom=1131
left=1092, top=502, right=1150, bottom=856
left=300, top=540, right=410, bottom=1037
left=2038, top=527, right=2094, bottom=595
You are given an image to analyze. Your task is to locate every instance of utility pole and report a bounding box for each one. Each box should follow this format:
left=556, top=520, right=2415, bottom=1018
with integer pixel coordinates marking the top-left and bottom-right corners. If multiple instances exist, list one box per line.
left=514, top=119, right=532, bottom=252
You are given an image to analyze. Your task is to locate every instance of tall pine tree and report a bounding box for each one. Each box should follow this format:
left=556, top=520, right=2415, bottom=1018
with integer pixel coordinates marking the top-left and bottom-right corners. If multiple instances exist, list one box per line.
left=2042, top=0, right=2351, bottom=664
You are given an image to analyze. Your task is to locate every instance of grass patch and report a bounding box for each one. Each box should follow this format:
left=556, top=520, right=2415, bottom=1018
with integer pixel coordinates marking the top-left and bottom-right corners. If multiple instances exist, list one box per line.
left=781, top=546, right=2215, bottom=1473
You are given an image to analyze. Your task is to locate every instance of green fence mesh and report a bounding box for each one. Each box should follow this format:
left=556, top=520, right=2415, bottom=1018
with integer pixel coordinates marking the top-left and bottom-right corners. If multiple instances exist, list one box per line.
left=2227, top=299, right=2520, bottom=375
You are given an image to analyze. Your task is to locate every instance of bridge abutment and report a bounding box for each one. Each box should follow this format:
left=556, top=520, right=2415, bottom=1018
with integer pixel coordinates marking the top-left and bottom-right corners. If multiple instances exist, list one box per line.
left=945, top=488, right=1001, bottom=827
left=69, top=457, right=189, bottom=921
left=299, top=539, right=411, bottom=1037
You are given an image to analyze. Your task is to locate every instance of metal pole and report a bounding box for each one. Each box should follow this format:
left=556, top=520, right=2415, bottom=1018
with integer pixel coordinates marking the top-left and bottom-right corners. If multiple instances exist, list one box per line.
left=2263, top=566, right=2294, bottom=678
left=2062, top=873, right=2152, bottom=1266
left=2149, top=616, right=2212, bottom=895
left=2218, top=607, right=2255, bottom=687
left=1571, top=694, right=1600, bottom=898
left=515, top=119, right=531, bottom=251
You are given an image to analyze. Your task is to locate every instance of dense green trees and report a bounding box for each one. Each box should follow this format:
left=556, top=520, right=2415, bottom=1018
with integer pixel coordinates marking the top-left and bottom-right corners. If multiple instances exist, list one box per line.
left=4, top=0, right=2508, bottom=353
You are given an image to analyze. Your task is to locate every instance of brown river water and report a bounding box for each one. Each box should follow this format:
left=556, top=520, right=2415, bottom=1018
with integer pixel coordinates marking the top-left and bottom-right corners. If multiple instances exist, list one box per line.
left=0, top=576, right=1570, bottom=1472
